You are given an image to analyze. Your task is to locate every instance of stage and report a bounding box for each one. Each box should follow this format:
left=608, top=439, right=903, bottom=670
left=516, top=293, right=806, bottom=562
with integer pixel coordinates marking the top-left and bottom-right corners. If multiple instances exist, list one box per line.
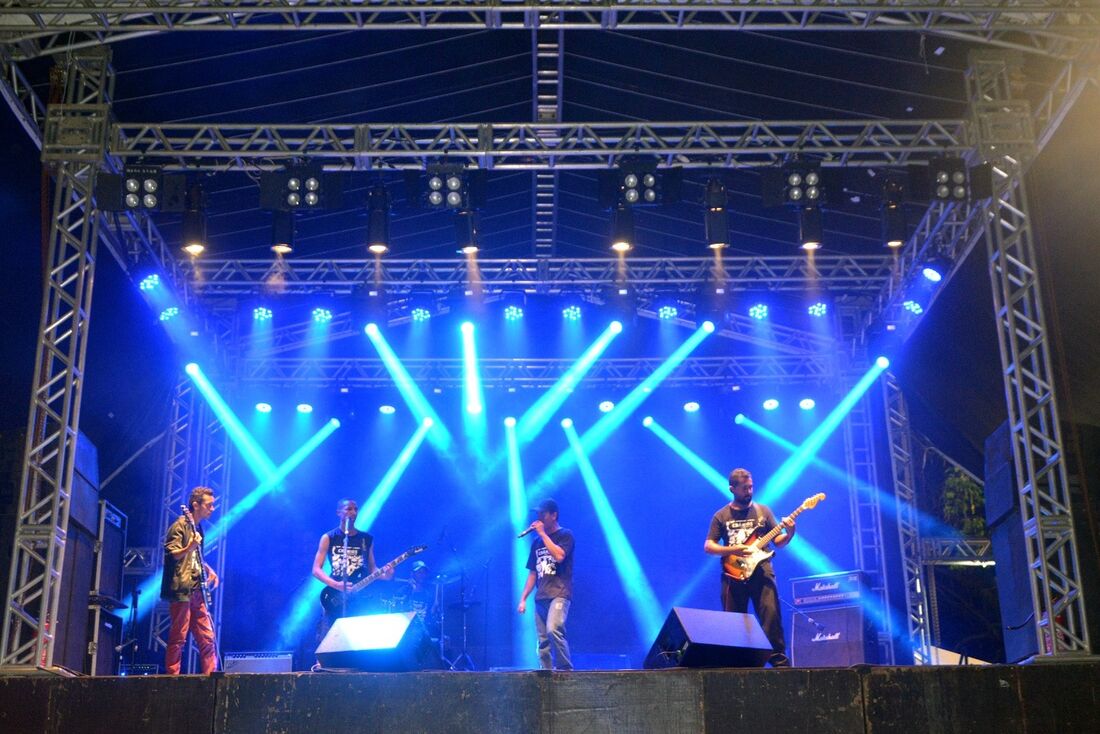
left=2, top=663, right=1098, bottom=733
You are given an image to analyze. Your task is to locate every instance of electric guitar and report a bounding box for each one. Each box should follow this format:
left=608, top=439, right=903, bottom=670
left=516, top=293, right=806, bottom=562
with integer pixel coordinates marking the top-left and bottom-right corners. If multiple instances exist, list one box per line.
left=180, top=503, right=213, bottom=609
left=722, top=493, right=826, bottom=582
left=319, top=545, right=427, bottom=616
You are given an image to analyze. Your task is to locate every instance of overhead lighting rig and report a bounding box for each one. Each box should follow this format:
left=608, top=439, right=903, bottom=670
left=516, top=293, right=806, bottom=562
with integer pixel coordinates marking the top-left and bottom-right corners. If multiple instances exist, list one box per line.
left=95, top=165, right=186, bottom=212
left=260, top=166, right=343, bottom=211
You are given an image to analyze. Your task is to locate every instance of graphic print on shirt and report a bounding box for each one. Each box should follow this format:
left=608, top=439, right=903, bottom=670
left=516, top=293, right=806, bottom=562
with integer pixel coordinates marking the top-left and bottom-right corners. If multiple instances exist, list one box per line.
left=534, top=546, right=558, bottom=579
left=725, top=517, right=765, bottom=546
left=330, top=545, right=365, bottom=579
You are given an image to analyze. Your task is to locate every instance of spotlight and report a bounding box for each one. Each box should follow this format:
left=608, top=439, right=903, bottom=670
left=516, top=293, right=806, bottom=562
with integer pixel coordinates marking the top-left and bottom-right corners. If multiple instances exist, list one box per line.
left=455, top=209, right=480, bottom=253
left=694, top=284, right=729, bottom=329
left=808, top=301, right=828, bottom=318
left=180, top=184, right=207, bottom=257
left=312, top=307, right=333, bottom=324
left=255, top=402, right=273, bottom=413
left=408, top=292, right=435, bottom=322
left=762, top=161, right=825, bottom=208
left=642, top=416, right=654, bottom=427
left=882, top=177, right=906, bottom=248
left=504, top=305, right=523, bottom=321
left=799, top=206, right=824, bottom=250
left=184, top=362, right=199, bottom=376
left=921, top=254, right=950, bottom=283
left=799, top=398, right=816, bottom=410
left=139, top=274, right=161, bottom=292
left=762, top=398, right=779, bottom=411
left=271, top=210, right=295, bottom=255
left=903, top=299, right=924, bottom=315
left=609, top=320, right=623, bottom=334
left=683, top=401, right=700, bottom=413
left=417, top=165, right=484, bottom=210
left=296, top=403, right=314, bottom=414
left=875, top=356, right=890, bottom=368
left=733, top=413, right=745, bottom=424
left=561, top=418, right=573, bottom=428
left=379, top=405, right=396, bottom=415
left=598, top=401, right=615, bottom=413
left=562, top=304, right=582, bottom=321
left=366, top=185, right=390, bottom=255
left=501, top=290, right=526, bottom=322
left=260, top=167, right=340, bottom=211
left=159, top=306, right=180, bottom=322
left=657, top=305, right=678, bottom=320
left=95, top=166, right=186, bottom=212
left=748, top=303, right=768, bottom=320
left=504, top=416, right=516, bottom=428
left=704, top=178, right=729, bottom=249
left=610, top=203, right=635, bottom=252
left=253, top=306, right=273, bottom=322
left=411, top=307, right=431, bottom=323
left=600, top=160, right=680, bottom=209
left=701, top=320, right=715, bottom=333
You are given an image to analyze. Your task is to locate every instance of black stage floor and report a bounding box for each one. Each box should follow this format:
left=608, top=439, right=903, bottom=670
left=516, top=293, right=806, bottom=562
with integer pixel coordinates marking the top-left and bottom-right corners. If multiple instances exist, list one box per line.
left=2, top=663, right=1098, bottom=733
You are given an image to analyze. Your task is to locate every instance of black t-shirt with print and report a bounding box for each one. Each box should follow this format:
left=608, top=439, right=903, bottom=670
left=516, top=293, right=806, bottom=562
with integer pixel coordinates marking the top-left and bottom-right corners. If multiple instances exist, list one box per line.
left=526, top=528, right=575, bottom=601
left=326, top=529, right=373, bottom=581
left=707, top=502, right=780, bottom=575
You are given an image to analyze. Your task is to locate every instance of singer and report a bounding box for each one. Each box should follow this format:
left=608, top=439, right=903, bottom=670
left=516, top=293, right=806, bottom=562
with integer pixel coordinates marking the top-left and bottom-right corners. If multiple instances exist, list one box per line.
left=517, top=498, right=575, bottom=671
left=311, top=498, right=393, bottom=641
left=161, top=486, right=219, bottom=675
left=704, top=468, right=795, bottom=667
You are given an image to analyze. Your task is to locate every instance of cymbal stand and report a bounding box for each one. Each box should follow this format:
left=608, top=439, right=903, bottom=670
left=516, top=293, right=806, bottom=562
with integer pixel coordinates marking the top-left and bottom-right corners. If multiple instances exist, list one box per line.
left=447, top=569, right=476, bottom=671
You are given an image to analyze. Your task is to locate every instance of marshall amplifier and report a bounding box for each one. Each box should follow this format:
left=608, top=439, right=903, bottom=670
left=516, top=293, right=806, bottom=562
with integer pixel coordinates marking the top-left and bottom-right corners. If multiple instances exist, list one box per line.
left=791, top=605, right=877, bottom=667
left=790, top=571, right=868, bottom=607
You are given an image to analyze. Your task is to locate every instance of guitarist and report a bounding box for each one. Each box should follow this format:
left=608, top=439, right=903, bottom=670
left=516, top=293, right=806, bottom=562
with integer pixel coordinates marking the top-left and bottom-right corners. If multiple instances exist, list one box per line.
left=311, top=498, right=393, bottom=637
left=704, top=468, right=795, bottom=667
left=161, top=486, right=220, bottom=675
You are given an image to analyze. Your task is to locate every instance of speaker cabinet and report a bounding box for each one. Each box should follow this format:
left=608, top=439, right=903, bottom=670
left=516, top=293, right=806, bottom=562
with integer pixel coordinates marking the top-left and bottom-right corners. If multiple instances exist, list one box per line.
left=643, top=607, right=772, bottom=669
left=315, top=612, right=429, bottom=671
left=791, top=605, right=877, bottom=667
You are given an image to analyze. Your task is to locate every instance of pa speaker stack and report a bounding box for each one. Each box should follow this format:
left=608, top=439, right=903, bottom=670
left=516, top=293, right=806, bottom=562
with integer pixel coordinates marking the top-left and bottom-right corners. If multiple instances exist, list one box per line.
left=789, top=571, right=877, bottom=666
left=643, top=607, right=772, bottom=669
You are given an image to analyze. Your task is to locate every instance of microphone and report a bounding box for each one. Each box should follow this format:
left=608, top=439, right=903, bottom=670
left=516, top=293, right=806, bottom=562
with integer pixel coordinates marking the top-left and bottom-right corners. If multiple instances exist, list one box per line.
left=517, top=526, right=536, bottom=539
left=342, top=516, right=350, bottom=534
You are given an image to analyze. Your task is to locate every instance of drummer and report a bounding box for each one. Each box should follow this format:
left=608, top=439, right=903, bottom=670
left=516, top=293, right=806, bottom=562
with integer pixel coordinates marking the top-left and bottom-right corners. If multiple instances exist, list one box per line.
left=403, top=560, right=437, bottom=624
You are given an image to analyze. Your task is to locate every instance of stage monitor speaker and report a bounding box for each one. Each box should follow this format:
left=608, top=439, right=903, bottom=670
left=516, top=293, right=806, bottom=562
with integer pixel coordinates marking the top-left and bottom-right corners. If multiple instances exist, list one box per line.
left=315, top=612, right=428, bottom=671
left=643, top=607, right=772, bottom=669
left=791, top=605, right=877, bottom=667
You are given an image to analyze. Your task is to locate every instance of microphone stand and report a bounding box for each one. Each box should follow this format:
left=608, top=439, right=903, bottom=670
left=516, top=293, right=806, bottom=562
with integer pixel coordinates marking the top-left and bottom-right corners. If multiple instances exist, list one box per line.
left=341, top=517, right=350, bottom=620
left=780, top=597, right=827, bottom=633
left=440, top=527, right=476, bottom=671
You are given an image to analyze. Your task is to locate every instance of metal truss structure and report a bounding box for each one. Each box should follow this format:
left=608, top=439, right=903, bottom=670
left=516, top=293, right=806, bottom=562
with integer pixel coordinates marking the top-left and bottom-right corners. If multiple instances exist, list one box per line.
left=2, top=1, right=1097, bottom=59
left=970, top=50, right=1090, bottom=657
left=2, top=6, right=1095, bottom=673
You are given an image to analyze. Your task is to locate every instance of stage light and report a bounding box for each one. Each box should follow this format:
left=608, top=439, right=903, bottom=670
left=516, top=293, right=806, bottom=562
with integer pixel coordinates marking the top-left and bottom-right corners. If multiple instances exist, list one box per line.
left=253, top=306, right=273, bottom=322
left=903, top=299, right=924, bottom=315
left=763, top=398, right=779, bottom=411
left=562, top=304, right=582, bottom=321
left=929, top=156, right=968, bottom=201
left=95, top=166, right=186, bottom=213
left=683, top=401, right=700, bottom=413
left=799, top=206, right=824, bottom=250
left=657, top=304, right=678, bottom=320
left=502, top=290, right=525, bottom=321
left=799, top=398, right=816, bottom=410
left=312, top=307, right=333, bottom=324
left=418, top=165, right=483, bottom=210
left=704, top=178, right=729, bottom=249
left=271, top=210, right=295, bottom=255
left=296, top=403, right=314, bottom=414
left=180, top=184, right=207, bottom=257
left=561, top=418, right=573, bottom=428
left=701, top=320, right=715, bottom=333
left=255, top=402, right=272, bottom=413
left=455, top=209, right=480, bottom=253
left=642, top=416, right=653, bottom=427
left=610, top=203, right=635, bottom=253
left=260, top=167, right=339, bottom=211
left=159, top=306, right=180, bottom=322
left=610, top=320, right=624, bottom=334
left=875, top=356, right=890, bottom=368
left=504, top=416, right=516, bottom=428
left=808, top=301, right=828, bottom=318
left=366, top=185, right=390, bottom=255
left=921, top=254, right=950, bottom=283
left=374, top=405, right=395, bottom=416
left=139, top=274, right=160, bottom=291
left=734, top=413, right=745, bottom=424
left=598, top=401, right=615, bottom=413
left=748, top=303, right=768, bottom=320
left=410, top=307, right=431, bottom=322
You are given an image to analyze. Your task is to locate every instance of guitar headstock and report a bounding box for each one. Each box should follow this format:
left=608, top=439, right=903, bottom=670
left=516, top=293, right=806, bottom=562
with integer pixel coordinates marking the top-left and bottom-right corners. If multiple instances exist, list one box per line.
left=180, top=503, right=196, bottom=527
left=801, top=493, right=826, bottom=511
left=409, top=544, right=427, bottom=555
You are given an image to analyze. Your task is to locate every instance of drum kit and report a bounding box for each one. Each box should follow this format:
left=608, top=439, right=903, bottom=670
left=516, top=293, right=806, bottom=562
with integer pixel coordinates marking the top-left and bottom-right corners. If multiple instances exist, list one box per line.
left=381, top=572, right=480, bottom=670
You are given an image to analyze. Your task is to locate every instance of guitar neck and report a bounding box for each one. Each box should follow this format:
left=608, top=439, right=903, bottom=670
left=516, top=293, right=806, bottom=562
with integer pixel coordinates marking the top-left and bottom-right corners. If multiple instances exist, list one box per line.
left=348, top=550, right=415, bottom=592
left=754, top=505, right=807, bottom=547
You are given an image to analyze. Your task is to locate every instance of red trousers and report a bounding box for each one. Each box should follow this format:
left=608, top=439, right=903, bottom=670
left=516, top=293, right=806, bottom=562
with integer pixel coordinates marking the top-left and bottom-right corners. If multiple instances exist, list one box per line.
left=165, top=589, right=217, bottom=675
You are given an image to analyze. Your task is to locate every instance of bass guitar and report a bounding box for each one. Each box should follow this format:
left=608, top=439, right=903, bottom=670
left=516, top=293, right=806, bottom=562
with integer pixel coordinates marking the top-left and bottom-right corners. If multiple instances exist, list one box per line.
left=722, top=493, right=826, bottom=581
left=320, top=545, right=427, bottom=617
left=180, top=503, right=213, bottom=609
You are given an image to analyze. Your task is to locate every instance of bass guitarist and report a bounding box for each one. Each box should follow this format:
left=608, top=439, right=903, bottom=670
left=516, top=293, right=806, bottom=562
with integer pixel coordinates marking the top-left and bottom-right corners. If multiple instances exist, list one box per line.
left=312, top=498, right=393, bottom=637
left=704, top=468, right=795, bottom=667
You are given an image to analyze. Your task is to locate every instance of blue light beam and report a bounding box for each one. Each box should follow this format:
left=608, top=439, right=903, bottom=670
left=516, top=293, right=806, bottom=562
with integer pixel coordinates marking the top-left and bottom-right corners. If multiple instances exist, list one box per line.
left=505, top=417, right=539, bottom=668
left=642, top=417, right=727, bottom=496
